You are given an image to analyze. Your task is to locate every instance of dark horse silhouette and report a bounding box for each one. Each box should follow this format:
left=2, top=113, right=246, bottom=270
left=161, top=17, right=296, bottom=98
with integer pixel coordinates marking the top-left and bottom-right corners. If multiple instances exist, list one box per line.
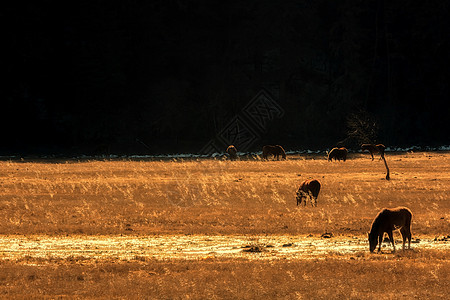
left=368, top=207, right=412, bottom=253
left=327, top=147, right=348, bottom=161
left=361, top=144, right=386, bottom=161
left=262, top=145, right=286, bottom=160
left=296, top=179, right=321, bottom=206
left=226, top=145, right=238, bottom=160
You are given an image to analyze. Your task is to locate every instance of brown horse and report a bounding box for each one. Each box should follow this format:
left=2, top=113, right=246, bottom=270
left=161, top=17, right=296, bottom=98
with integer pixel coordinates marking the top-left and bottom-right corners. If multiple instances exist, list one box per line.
left=226, top=145, right=238, bottom=160
left=327, top=147, right=348, bottom=161
left=262, top=145, right=286, bottom=160
left=361, top=144, right=386, bottom=161
left=368, top=207, right=412, bottom=253
left=296, top=179, right=321, bottom=206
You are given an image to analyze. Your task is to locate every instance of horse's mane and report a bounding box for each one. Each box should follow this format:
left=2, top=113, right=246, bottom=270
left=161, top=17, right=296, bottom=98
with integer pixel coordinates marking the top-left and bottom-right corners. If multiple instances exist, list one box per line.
left=369, top=210, right=385, bottom=234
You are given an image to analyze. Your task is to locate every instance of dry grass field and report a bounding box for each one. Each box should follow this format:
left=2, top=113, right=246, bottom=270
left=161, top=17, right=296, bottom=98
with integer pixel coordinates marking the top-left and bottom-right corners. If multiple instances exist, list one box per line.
left=0, top=152, right=449, bottom=298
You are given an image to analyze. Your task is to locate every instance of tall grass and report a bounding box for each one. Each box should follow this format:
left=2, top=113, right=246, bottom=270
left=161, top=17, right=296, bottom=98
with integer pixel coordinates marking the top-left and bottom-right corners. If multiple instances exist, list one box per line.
left=0, top=153, right=449, bottom=298
left=0, top=152, right=449, bottom=236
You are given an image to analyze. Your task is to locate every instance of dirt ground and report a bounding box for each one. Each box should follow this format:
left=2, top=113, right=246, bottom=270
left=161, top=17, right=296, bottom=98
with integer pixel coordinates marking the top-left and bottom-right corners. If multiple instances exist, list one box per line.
left=0, top=234, right=447, bottom=261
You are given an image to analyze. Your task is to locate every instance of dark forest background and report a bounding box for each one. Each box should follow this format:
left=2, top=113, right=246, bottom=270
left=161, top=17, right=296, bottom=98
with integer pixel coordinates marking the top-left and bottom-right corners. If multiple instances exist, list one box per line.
left=2, top=0, right=449, bottom=156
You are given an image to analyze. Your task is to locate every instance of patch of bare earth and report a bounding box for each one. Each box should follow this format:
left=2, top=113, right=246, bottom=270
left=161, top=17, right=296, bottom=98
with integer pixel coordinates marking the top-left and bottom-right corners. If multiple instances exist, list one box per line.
left=0, top=234, right=448, bottom=261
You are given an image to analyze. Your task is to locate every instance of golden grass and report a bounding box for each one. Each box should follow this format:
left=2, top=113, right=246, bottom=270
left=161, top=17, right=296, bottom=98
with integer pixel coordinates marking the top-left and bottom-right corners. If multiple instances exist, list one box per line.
left=0, top=152, right=449, bottom=298
left=0, top=152, right=449, bottom=236
left=1, top=249, right=449, bottom=299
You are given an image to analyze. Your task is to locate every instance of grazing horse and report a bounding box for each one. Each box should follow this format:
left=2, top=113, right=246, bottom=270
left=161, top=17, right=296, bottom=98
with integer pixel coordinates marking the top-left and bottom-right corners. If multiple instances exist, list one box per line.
left=368, top=207, right=412, bottom=253
left=361, top=144, right=386, bottom=161
left=327, top=147, right=348, bottom=161
left=226, top=145, right=238, bottom=160
left=296, top=179, right=321, bottom=206
left=262, top=145, right=286, bottom=160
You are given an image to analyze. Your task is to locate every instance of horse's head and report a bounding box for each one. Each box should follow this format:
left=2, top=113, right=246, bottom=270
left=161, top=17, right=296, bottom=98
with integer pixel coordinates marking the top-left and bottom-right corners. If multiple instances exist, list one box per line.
left=368, top=232, right=377, bottom=252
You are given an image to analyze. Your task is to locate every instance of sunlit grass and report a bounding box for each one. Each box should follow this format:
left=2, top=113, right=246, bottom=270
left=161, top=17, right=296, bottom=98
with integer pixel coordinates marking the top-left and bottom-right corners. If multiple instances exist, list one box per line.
left=1, top=248, right=448, bottom=299
left=0, top=152, right=449, bottom=298
left=0, top=152, right=449, bottom=236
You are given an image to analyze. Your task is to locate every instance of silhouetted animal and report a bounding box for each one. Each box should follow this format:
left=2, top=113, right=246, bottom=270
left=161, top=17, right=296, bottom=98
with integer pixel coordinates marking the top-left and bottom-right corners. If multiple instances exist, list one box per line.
left=368, top=207, right=412, bottom=253
left=296, top=179, right=321, bottom=206
left=226, top=145, right=238, bottom=160
left=327, top=147, right=348, bottom=161
left=262, top=145, right=286, bottom=160
left=361, top=144, right=386, bottom=161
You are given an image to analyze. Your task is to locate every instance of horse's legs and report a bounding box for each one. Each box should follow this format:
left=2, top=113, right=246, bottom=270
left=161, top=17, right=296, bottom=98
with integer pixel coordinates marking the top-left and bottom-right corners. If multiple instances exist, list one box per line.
left=408, top=230, right=411, bottom=249
left=403, top=218, right=412, bottom=249
left=309, top=191, right=317, bottom=207
left=400, top=228, right=407, bottom=250
left=377, top=234, right=383, bottom=252
left=297, top=192, right=305, bottom=206
left=387, top=230, right=395, bottom=252
left=371, top=153, right=374, bottom=161
left=405, top=227, right=412, bottom=249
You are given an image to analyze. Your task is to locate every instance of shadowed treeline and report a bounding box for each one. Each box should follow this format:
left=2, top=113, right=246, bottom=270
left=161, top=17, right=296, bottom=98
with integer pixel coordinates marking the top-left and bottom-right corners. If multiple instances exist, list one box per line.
left=3, top=1, right=449, bottom=155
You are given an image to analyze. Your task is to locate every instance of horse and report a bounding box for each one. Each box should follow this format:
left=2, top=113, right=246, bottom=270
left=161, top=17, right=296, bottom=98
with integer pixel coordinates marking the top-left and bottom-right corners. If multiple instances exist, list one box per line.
left=368, top=207, right=412, bottom=253
left=226, top=145, right=238, bottom=160
left=296, top=179, right=321, bottom=206
left=327, top=147, right=348, bottom=161
left=361, top=144, right=386, bottom=161
left=262, top=145, right=286, bottom=160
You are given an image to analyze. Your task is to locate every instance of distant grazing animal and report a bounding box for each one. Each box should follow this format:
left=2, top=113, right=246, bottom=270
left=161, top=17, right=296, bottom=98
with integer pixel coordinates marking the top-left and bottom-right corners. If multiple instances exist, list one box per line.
left=327, top=147, right=348, bottom=161
left=368, top=207, right=412, bottom=253
left=361, top=144, right=386, bottom=161
left=296, top=179, right=321, bottom=206
left=226, top=145, right=238, bottom=160
left=262, top=145, right=286, bottom=160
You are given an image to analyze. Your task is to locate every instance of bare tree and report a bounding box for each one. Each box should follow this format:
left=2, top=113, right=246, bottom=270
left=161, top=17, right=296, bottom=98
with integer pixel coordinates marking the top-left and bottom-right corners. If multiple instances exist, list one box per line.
left=346, top=110, right=379, bottom=145
left=347, top=110, right=390, bottom=180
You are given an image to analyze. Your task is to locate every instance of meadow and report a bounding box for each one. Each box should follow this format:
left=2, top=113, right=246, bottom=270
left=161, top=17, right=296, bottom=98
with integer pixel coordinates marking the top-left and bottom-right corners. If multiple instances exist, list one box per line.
left=0, top=151, right=449, bottom=298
